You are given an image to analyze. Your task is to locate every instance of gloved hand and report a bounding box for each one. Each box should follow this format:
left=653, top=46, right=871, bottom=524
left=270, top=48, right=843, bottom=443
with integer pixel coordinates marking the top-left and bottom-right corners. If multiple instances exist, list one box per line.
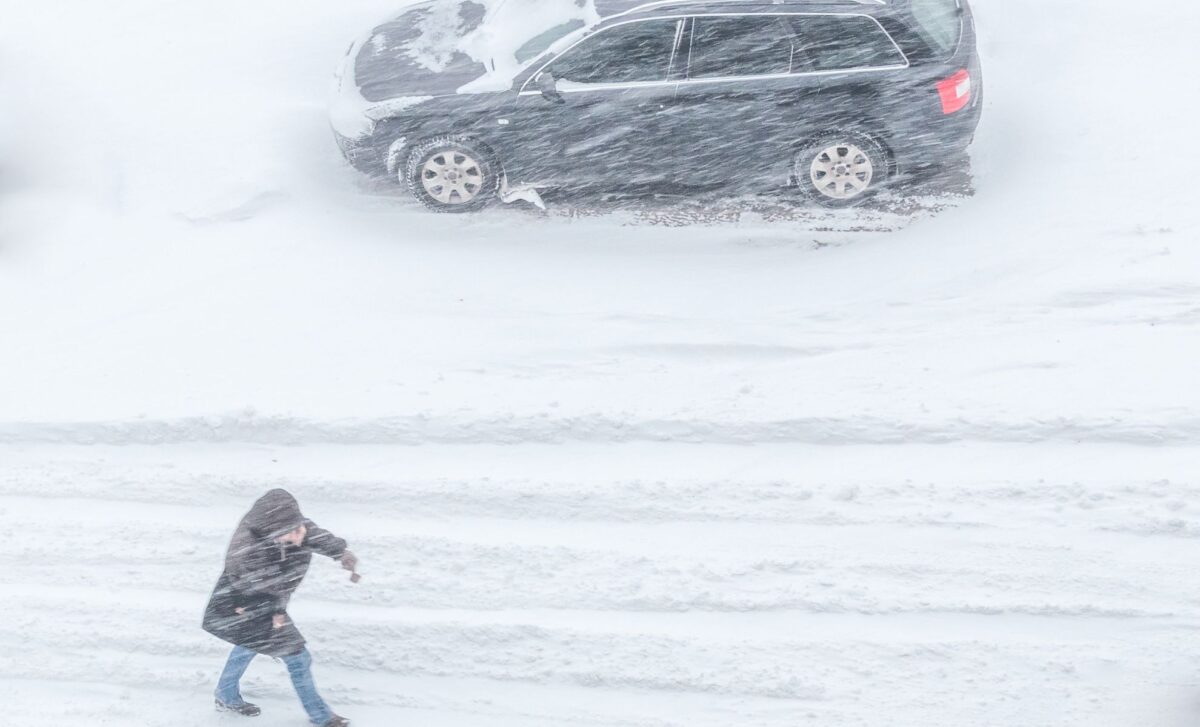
left=340, top=550, right=358, bottom=572
left=272, top=614, right=287, bottom=630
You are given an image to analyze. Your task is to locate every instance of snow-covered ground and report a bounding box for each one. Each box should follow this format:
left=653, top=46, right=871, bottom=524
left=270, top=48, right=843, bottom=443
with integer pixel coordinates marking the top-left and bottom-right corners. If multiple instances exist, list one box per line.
left=7, top=442, right=1200, bottom=727
left=1, top=0, right=1199, bottom=725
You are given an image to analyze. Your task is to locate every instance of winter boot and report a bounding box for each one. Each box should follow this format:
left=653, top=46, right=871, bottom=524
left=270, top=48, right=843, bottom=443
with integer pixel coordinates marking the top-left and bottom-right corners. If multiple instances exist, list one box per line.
left=215, top=699, right=262, bottom=716
left=319, top=717, right=349, bottom=727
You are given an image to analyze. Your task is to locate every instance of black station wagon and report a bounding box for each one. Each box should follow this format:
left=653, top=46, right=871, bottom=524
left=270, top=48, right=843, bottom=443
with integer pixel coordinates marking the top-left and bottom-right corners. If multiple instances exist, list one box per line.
left=332, top=0, right=982, bottom=211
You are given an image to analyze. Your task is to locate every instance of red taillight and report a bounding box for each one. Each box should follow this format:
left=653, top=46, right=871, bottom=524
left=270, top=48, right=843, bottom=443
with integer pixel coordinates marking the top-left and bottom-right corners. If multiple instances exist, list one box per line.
left=936, top=69, right=972, bottom=114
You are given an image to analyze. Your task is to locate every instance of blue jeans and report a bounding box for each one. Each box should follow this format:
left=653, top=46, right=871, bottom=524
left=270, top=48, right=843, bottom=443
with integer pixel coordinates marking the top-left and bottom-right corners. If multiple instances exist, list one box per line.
left=215, top=645, right=334, bottom=725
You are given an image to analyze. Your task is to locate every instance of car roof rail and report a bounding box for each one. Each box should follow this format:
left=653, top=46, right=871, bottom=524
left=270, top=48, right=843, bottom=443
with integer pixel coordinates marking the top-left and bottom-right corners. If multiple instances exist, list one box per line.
left=599, top=0, right=886, bottom=20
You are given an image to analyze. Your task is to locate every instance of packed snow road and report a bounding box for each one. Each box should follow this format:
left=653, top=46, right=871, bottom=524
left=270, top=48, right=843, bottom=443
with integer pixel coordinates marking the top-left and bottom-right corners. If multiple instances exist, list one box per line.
left=3, top=442, right=1200, bottom=727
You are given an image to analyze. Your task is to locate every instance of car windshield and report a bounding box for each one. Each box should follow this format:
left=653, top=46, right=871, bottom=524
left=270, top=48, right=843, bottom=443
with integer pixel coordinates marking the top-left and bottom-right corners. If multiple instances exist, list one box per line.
left=514, top=18, right=588, bottom=64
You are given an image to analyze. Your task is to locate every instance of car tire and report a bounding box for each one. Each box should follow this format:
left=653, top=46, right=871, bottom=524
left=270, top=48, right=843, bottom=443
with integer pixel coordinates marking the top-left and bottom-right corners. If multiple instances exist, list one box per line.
left=794, top=133, right=890, bottom=208
left=404, top=137, right=498, bottom=213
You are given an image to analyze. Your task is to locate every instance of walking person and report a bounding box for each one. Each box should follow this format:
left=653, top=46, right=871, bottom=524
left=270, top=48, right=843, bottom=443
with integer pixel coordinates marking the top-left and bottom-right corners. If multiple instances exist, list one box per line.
left=203, top=488, right=359, bottom=726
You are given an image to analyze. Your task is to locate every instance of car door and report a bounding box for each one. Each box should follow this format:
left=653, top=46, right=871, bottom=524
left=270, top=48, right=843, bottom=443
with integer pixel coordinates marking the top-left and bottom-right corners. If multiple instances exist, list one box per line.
left=787, top=13, right=911, bottom=130
left=504, top=17, right=687, bottom=186
left=662, top=14, right=826, bottom=188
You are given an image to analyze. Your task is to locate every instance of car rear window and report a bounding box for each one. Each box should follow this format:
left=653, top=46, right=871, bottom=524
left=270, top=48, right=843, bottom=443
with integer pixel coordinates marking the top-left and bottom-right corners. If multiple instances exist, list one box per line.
left=909, top=0, right=962, bottom=56
left=689, top=16, right=800, bottom=78
left=790, top=15, right=906, bottom=72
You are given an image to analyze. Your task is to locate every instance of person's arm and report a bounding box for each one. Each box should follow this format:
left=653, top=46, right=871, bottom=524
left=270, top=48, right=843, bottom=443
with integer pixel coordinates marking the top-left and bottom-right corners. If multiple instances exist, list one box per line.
left=304, top=520, right=357, bottom=572
left=303, top=519, right=347, bottom=557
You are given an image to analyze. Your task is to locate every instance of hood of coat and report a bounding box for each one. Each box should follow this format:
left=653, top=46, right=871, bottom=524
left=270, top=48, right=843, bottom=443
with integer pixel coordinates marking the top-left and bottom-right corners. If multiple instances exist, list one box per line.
left=244, top=489, right=305, bottom=539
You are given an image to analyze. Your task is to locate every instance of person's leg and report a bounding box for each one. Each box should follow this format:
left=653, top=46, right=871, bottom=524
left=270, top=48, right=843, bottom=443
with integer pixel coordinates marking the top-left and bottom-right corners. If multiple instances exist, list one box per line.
left=215, top=645, right=257, bottom=705
left=282, top=648, right=334, bottom=725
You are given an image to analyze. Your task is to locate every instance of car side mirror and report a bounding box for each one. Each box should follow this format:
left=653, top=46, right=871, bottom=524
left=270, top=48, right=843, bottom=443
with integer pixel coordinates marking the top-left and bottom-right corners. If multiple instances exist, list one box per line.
left=537, top=71, right=565, bottom=104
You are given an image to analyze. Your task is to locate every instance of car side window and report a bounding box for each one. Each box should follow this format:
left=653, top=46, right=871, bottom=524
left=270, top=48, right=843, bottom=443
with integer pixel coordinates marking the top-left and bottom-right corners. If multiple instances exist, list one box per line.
left=790, top=15, right=906, bottom=72
left=688, top=16, right=799, bottom=79
left=545, top=19, right=682, bottom=85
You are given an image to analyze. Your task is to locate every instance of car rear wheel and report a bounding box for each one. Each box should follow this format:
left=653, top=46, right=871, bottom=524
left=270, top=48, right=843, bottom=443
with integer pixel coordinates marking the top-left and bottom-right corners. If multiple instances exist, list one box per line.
left=404, top=137, right=498, bottom=213
left=795, top=134, right=889, bottom=208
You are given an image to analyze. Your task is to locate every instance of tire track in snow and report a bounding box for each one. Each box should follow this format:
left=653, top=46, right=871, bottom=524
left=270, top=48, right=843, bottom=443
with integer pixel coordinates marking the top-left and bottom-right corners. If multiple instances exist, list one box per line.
left=2, top=413, right=1199, bottom=445
left=2, top=500, right=1196, bottom=619
left=2, top=588, right=1123, bottom=706
left=5, top=463, right=1199, bottom=531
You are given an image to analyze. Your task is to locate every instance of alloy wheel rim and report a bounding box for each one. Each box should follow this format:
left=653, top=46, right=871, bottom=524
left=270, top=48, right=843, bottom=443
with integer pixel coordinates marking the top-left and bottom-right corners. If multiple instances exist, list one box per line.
left=421, top=150, right=484, bottom=205
left=808, top=143, right=874, bottom=200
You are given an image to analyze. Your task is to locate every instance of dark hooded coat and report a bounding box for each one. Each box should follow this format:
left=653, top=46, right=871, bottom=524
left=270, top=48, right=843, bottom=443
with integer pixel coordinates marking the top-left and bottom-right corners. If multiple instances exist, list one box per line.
left=202, top=489, right=347, bottom=657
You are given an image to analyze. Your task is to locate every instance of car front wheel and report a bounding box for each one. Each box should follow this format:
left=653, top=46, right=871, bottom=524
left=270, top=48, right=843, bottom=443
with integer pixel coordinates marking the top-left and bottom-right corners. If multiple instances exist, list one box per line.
left=404, top=137, right=498, bottom=213
left=795, top=134, right=889, bottom=208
